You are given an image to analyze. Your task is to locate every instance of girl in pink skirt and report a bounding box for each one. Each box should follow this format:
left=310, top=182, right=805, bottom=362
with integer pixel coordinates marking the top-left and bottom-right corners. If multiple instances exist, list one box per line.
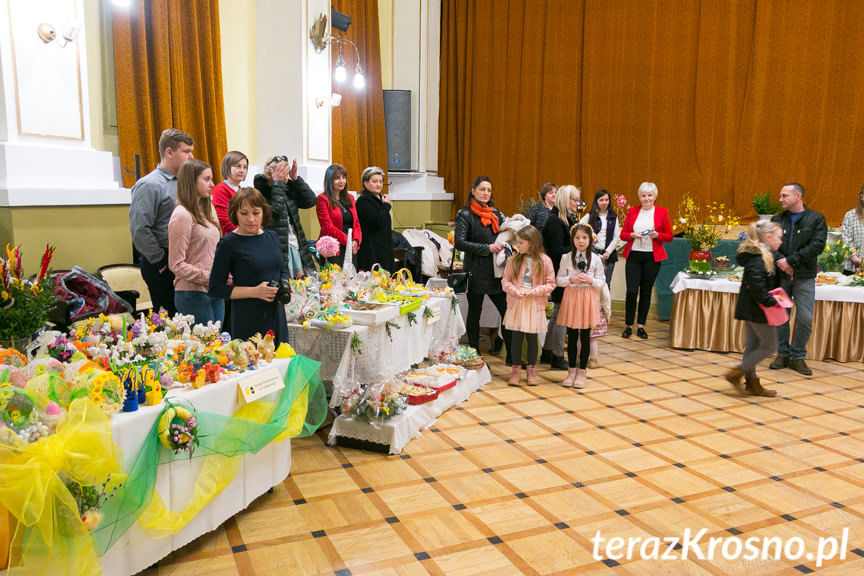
left=502, top=225, right=556, bottom=386
left=557, top=224, right=606, bottom=388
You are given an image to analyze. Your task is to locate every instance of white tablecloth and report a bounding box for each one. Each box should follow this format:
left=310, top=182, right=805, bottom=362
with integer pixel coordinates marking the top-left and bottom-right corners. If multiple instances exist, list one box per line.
left=670, top=271, right=864, bottom=302
left=102, top=359, right=294, bottom=576
left=328, top=365, right=491, bottom=454
left=287, top=296, right=466, bottom=395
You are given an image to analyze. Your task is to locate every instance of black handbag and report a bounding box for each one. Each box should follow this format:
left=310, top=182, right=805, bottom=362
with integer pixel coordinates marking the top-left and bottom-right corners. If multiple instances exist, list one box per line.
left=446, top=253, right=470, bottom=294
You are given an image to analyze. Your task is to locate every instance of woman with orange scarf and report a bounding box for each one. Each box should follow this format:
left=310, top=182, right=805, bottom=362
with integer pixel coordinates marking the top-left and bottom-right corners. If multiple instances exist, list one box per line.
left=454, top=176, right=514, bottom=364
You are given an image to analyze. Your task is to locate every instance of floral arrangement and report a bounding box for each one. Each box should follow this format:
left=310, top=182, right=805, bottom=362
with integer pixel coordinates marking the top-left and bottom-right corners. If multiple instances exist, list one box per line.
left=157, top=403, right=199, bottom=455
left=818, top=240, right=851, bottom=273
left=613, top=194, right=630, bottom=223
left=674, top=195, right=740, bottom=253
left=0, top=244, right=58, bottom=343
left=752, top=191, right=782, bottom=216
left=515, top=190, right=539, bottom=216
left=64, top=475, right=125, bottom=531
left=446, top=230, right=454, bottom=245
left=315, top=236, right=340, bottom=259
left=342, top=380, right=406, bottom=423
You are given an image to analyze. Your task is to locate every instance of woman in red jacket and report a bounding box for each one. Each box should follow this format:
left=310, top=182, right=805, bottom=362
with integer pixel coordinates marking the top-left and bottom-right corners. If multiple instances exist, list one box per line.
left=212, top=151, right=248, bottom=235
left=620, top=182, right=673, bottom=339
left=316, top=163, right=362, bottom=265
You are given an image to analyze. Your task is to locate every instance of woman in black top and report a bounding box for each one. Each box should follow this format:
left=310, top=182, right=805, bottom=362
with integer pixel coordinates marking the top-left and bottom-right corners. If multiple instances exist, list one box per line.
left=540, top=185, right=580, bottom=369
left=454, top=176, right=514, bottom=364
left=209, top=187, right=289, bottom=345
left=355, top=166, right=394, bottom=272
left=581, top=189, right=620, bottom=286
left=726, top=221, right=783, bottom=397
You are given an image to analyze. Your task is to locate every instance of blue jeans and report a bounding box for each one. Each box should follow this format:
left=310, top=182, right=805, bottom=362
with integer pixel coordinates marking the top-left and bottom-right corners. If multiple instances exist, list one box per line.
left=776, top=276, right=815, bottom=360
left=175, top=291, right=225, bottom=326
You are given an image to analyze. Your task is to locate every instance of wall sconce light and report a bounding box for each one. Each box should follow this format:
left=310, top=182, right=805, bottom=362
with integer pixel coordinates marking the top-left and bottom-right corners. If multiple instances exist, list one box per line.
left=309, top=10, right=365, bottom=91
left=37, top=22, right=81, bottom=47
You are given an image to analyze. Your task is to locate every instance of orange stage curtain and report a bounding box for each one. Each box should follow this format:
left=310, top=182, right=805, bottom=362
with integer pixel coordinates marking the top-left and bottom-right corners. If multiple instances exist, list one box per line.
left=331, top=0, right=388, bottom=191
left=113, top=0, right=227, bottom=187
left=439, top=0, right=864, bottom=224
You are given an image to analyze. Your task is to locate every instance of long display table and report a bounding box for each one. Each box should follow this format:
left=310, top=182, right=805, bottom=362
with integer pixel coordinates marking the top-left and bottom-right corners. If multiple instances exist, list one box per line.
left=669, top=272, right=864, bottom=362
left=328, top=365, right=492, bottom=454
left=102, top=358, right=294, bottom=576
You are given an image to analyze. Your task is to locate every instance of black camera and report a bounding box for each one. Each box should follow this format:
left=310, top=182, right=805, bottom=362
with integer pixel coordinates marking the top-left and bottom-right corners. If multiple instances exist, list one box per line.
left=269, top=280, right=292, bottom=304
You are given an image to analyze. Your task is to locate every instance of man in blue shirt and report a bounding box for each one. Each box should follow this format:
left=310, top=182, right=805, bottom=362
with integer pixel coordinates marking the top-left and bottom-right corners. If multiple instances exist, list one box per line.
left=129, top=129, right=195, bottom=315
left=769, top=182, right=827, bottom=376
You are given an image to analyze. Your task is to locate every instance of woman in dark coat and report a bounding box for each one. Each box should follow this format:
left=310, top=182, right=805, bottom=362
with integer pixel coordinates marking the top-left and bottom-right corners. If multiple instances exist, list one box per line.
left=540, top=185, right=581, bottom=370
left=355, top=166, right=394, bottom=272
left=252, top=156, right=317, bottom=277
left=726, top=221, right=783, bottom=397
left=454, top=176, right=513, bottom=364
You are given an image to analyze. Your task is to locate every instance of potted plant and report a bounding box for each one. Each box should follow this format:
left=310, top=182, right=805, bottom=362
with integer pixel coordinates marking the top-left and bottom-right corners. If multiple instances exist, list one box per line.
left=752, top=191, right=782, bottom=220
left=674, top=195, right=740, bottom=262
left=0, top=244, right=58, bottom=354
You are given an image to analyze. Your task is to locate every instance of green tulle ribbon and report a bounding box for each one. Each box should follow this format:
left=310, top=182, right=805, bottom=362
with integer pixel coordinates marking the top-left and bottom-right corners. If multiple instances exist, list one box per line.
left=90, top=355, right=327, bottom=555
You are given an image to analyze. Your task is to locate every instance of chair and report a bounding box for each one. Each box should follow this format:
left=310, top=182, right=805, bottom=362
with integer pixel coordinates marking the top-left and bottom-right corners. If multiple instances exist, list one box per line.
left=97, top=264, right=152, bottom=313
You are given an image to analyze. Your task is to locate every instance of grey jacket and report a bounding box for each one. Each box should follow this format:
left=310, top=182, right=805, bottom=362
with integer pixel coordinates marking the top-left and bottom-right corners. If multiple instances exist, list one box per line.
left=129, top=166, right=178, bottom=265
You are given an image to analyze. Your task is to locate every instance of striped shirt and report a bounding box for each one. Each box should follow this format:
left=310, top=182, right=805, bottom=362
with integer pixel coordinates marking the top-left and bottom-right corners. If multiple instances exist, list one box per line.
left=841, top=209, right=864, bottom=271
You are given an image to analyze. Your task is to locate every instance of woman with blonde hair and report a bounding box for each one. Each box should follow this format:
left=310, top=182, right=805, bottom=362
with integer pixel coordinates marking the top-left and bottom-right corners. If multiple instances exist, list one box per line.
left=168, top=159, right=223, bottom=324
left=355, top=166, right=394, bottom=271
left=540, top=185, right=581, bottom=370
left=726, top=221, right=783, bottom=397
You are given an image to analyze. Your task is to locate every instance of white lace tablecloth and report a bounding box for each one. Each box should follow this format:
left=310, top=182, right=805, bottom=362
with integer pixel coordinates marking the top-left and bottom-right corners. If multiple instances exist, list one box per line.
left=102, top=359, right=294, bottom=576
left=328, top=365, right=491, bottom=454
left=670, top=271, right=864, bottom=303
left=287, top=296, right=466, bottom=393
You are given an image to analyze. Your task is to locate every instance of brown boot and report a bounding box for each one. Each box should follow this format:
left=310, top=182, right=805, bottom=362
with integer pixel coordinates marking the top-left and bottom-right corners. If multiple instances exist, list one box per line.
left=526, top=365, right=538, bottom=386
left=725, top=368, right=745, bottom=394
left=744, top=377, right=777, bottom=397
left=508, top=365, right=522, bottom=386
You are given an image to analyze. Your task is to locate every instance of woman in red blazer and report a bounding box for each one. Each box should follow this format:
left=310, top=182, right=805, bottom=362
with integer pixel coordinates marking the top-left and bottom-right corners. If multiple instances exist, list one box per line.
left=619, top=182, right=673, bottom=339
left=316, top=163, right=362, bottom=265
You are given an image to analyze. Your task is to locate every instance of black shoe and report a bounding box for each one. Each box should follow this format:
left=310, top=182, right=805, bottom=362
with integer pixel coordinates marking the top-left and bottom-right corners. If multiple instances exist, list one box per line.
left=769, top=356, right=788, bottom=370
left=622, top=327, right=632, bottom=338
left=550, top=355, right=569, bottom=370
left=789, top=358, right=812, bottom=376
left=540, top=348, right=553, bottom=364
left=637, top=327, right=648, bottom=339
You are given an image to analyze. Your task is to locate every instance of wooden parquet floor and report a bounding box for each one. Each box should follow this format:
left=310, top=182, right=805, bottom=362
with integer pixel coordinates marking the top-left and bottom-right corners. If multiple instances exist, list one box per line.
left=142, top=318, right=864, bottom=576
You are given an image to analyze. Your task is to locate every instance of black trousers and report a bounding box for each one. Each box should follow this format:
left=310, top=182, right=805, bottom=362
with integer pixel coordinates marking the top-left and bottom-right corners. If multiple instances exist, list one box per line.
left=567, top=327, right=591, bottom=369
left=624, top=251, right=661, bottom=326
left=466, top=291, right=512, bottom=361
left=510, top=331, right=538, bottom=364
left=139, top=253, right=176, bottom=315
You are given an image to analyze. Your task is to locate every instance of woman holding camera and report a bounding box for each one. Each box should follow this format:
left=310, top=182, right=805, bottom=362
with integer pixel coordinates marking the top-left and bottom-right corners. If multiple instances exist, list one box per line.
left=620, top=182, right=673, bottom=339
left=209, top=187, right=290, bottom=345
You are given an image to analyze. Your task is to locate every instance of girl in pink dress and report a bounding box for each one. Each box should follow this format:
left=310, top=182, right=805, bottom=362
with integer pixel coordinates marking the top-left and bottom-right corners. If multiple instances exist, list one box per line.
left=557, top=224, right=606, bottom=388
left=502, top=226, right=556, bottom=386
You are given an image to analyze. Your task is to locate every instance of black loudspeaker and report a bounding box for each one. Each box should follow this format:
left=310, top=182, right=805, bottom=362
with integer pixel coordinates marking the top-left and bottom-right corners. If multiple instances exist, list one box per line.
left=383, top=90, right=412, bottom=172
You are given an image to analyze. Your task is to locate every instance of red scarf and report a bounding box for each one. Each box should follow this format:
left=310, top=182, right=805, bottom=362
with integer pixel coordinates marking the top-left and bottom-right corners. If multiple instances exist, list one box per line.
left=470, top=199, right=500, bottom=233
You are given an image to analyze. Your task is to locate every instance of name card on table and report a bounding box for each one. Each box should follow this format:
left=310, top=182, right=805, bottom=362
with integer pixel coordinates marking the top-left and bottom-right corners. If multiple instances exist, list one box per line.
left=237, top=366, right=284, bottom=404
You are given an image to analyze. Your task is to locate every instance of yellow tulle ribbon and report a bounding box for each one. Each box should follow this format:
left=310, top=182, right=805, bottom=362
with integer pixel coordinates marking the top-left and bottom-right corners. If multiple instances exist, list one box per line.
left=0, top=399, right=124, bottom=576
left=136, top=385, right=309, bottom=537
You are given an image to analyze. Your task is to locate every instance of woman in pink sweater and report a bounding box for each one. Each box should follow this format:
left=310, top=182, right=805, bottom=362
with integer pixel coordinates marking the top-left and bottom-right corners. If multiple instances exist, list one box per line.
left=168, top=159, right=223, bottom=324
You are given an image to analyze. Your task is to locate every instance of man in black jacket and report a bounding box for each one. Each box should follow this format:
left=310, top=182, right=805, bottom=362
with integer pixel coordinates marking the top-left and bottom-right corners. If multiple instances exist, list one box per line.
left=769, top=182, right=827, bottom=376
